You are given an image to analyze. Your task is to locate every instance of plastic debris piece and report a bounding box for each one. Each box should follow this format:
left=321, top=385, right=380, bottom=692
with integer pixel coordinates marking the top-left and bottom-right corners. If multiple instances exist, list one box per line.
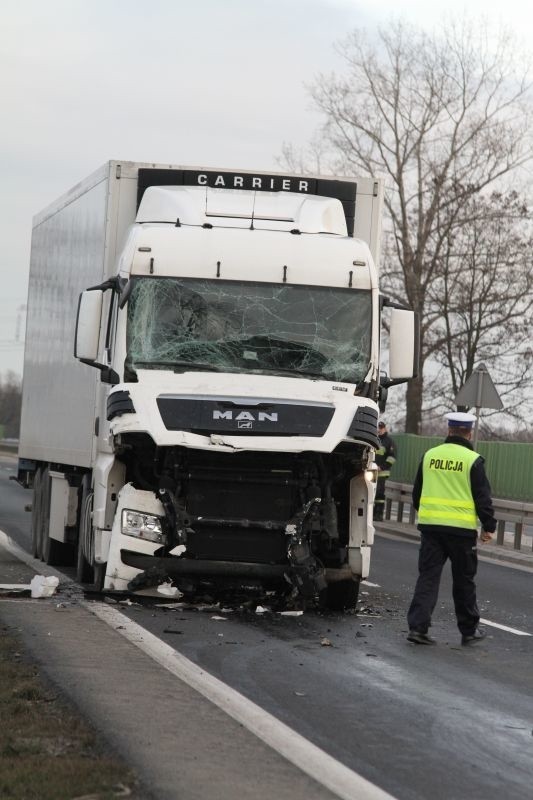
left=211, top=615, right=227, bottom=621
left=320, top=637, right=332, bottom=647
left=30, top=575, right=59, bottom=599
left=0, top=584, right=31, bottom=595
left=255, top=605, right=269, bottom=614
left=294, top=691, right=307, bottom=697
left=169, top=544, right=187, bottom=556
left=156, top=581, right=182, bottom=597
left=278, top=610, right=304, bottom=617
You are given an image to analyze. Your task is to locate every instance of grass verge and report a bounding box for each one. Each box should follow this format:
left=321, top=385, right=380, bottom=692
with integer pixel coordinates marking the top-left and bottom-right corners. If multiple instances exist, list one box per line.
left=0, top=623, right=142, bottom=800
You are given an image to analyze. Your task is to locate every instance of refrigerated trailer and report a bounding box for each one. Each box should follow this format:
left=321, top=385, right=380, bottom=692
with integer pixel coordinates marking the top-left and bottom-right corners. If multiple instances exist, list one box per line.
left=18, top=160, right=417, bottom=607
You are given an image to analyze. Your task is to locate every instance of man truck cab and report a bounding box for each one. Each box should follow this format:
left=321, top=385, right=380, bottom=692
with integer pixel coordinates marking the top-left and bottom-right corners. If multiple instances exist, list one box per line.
left=19, top=163, right=417, bottom=609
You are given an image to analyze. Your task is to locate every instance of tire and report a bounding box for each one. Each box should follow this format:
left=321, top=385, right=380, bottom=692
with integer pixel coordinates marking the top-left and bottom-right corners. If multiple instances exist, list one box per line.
left=324, top=578, right=360, bottom=611
left=76, top=475, right=105, bottom=591
left=31, top=466, right=43, bottom=559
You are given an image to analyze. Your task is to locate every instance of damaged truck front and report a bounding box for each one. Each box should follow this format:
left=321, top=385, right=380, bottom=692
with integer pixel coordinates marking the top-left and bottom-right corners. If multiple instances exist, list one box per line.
left=18, top=162, right=417, bottom=609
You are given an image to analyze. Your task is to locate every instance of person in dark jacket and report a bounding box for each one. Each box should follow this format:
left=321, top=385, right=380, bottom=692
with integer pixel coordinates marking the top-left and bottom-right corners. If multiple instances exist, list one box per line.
left=374, top=420, right=396, bottom=521
left=406, top=412, right=496, bottom=646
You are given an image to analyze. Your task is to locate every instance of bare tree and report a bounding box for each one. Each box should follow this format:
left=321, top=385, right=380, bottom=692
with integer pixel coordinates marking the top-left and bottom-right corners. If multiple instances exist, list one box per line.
left=288, top=19, right=533, bottom=432
left=427, top=191, right=533, bottom=426
left=0, top=371, right=22, bottom=439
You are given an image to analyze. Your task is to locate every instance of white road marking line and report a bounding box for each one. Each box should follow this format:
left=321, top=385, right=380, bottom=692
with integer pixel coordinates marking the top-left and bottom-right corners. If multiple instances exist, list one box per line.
left=480, top=618, right=532, bottom=636
left=88, top=601, right=397, bottom=800
left=0, top=529, right=397, bottom=800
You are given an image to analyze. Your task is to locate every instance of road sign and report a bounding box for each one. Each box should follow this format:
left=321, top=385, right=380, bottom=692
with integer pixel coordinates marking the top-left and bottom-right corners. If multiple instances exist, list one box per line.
left=455, top=364, right=503, bottom=410
left=454, top=364, right=503, bottom=447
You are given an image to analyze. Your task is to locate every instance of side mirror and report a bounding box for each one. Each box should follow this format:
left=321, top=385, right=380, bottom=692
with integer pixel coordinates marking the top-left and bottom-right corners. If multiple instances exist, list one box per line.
left=389, top=308, right=419, bottom=381
left=75, top=290, right=103, bottom=362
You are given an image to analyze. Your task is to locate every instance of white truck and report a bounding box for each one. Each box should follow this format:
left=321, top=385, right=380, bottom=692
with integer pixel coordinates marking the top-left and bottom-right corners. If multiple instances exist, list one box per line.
left=17, top=161, right=417, bottom=608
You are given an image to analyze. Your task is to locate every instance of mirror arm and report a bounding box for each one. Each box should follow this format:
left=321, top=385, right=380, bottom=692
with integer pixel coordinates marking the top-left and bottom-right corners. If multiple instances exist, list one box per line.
left=380, top=376, right=409, bottom=389
left=86, top=276, right=125, bottom=294
left=79, top=359, right=120, bottom=385
left=381, top=296, right=412, bottom=312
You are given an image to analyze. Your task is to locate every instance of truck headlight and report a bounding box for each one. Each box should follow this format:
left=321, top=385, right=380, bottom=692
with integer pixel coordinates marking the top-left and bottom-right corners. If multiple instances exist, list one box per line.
left=365, top=468, right=378, bottom=483
left=121, top=510, right=165, bottom=543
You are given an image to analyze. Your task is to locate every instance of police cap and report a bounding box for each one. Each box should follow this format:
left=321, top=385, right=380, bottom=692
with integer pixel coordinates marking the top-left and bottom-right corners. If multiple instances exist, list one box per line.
left=445, top=411, right=476, bottom=429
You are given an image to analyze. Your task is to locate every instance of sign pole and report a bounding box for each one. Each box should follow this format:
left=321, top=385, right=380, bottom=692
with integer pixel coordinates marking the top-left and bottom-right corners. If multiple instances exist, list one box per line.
left=472, top=370, right=484, bottom=450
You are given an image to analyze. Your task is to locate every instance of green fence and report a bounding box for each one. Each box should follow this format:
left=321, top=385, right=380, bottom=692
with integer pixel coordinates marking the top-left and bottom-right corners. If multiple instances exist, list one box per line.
left=390, top=434, right=533, bottom=502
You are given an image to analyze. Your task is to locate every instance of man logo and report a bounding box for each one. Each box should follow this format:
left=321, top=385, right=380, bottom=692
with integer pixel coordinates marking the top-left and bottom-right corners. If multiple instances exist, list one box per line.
left=212, top=410, right=278, bottom=423
left=238, top=420, right=253, bottom=429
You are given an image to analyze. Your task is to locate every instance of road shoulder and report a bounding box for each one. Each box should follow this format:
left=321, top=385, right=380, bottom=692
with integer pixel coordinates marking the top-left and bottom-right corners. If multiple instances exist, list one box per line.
left=0, top=534, right=340, bottom=800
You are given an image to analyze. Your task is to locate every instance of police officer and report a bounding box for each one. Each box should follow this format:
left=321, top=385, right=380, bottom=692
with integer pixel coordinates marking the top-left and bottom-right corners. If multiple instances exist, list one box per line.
left=374, top=420, right=396, bottom=521
left=407, top=412, right=496, bottom=645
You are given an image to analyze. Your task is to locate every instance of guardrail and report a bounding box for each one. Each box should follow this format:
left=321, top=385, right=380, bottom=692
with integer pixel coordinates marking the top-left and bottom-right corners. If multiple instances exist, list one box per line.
left=385, top=481, right=533, bottom=553
left=0, top=440, right=18, bottom=455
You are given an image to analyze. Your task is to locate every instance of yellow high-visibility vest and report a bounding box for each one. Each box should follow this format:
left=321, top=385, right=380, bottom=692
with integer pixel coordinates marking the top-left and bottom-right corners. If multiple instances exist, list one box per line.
left=418, top=442, right=479, bottom=529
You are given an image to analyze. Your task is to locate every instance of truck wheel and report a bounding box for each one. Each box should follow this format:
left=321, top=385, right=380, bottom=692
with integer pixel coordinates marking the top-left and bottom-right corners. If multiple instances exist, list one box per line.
left=76, top=476, right=105, bottom=591
left=324, top=578, right=360, bottom=611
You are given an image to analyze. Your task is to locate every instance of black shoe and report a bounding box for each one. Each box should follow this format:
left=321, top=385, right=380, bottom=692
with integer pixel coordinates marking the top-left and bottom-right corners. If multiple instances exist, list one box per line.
left=461, top=628, right=486, bottom=646
left=407, top=630, right=436, bottom=645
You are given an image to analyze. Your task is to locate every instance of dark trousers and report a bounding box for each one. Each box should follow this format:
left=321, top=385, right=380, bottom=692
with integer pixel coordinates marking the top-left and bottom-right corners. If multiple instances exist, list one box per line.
left=374, top=475, right=387, bottom=520
left=407, top=531, right=480, bottom=636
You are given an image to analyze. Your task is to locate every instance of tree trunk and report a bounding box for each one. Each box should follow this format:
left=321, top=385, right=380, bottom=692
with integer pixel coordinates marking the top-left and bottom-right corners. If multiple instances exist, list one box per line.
left=405, top=375, right=423, bottom=433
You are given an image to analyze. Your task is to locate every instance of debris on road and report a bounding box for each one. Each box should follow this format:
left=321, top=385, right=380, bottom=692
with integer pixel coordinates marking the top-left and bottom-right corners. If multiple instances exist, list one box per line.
left=357, top=605, right=382, bottom=618
left=30, top=575, right=59, bottom=598
left=320, top=637, right=332, bottom=647
left=156, top=581, right=183, bottom=598
left=0, top=584, right=32, bottom=596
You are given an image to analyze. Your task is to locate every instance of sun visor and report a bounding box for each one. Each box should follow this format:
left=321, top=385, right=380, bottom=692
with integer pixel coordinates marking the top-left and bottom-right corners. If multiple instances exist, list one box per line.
left=136, top=185, right=347, bottom=235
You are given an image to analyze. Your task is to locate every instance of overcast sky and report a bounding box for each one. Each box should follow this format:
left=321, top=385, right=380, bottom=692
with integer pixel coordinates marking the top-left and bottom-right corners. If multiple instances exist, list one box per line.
left=0, top=0, right=528, bottom=377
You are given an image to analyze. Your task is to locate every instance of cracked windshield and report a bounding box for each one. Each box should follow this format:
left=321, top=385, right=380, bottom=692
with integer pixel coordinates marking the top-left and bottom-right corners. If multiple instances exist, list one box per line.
left=125, top=277, right=371, bottom=382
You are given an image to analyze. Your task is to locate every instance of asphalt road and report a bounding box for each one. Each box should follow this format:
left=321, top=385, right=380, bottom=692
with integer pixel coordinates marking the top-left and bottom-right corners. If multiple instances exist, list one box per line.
left=1, top=455, right=533, bottom=800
